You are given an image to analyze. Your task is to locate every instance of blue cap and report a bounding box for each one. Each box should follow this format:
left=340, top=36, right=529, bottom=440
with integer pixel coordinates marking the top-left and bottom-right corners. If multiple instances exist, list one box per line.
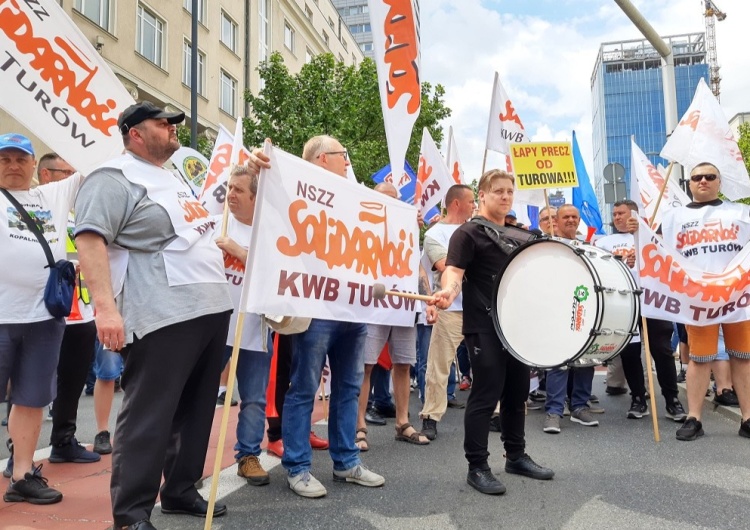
left=506, top=209, right=517, bottom=218
left=0, top=133, right=34, bottom=156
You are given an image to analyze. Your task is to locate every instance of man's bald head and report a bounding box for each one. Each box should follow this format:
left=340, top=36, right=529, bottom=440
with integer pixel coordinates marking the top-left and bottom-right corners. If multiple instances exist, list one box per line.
left=303, top=135, right=350, bottom=178
left=374, top=181, right=398, bottom=199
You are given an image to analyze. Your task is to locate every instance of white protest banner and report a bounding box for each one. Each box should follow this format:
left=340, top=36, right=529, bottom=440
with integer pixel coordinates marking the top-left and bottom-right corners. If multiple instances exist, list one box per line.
left=630, top=139, right=690, bottom=228
left=415, top=128, right=454, bottom=215
left=446, top=126, right=466, bottom=185
left=171, top=147, right=210, bottom=197
left=368, top=0, right=420, bottom=182
left=0, top=0, right=135, bottom=175
left=199, top=122, right=251, bottom=215
left=660, top=78, right=750, bottom=201
left=636, top=217, right=750, bottom=325
left=243, top=145, right=419, bottom=326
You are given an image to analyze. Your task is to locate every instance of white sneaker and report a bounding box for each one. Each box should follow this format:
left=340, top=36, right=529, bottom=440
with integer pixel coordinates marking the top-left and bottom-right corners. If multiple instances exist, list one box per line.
left=287, top=471, right=327, bottom=498
left=333, top=464, right=385, bottom=487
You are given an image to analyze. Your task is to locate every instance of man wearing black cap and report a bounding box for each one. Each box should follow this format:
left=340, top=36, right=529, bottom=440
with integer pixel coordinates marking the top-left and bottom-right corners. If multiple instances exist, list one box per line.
left=74, top=102, right=233, bottom=530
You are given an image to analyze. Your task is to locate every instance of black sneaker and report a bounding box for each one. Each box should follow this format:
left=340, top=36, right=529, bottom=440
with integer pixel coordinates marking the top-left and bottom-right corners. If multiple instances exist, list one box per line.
left=93, top=430, right=113, bottom=455
left=3, top=464, right=62, bottom=505
left=627, top=396, right=649, bottom=419
left=528, top=390, right=546, bottom=402
left=606, top=386, right=628, bottom=396
left=447, top=398, right=465, bottom=409
left=676, top=368, right=686, bottom=383
left=676, top=417, right=704, bottom=441
left=49, top=437, right=101, bottom=463
left=217, top=391, right=238, bottom=407
left=3, top=439, right=13, bottom=479
left=740, top=418, right=750, bottom=439
left=466, top=468, right=506, bottom=495
left=421, top=418, right=437, bottom=440
left=505, top=454, right=554, bottom=480
left=489, top=414, right=502, bottom=433
left=714, top=388, right=740, bottom=407
left=589, top=394, right=600, bottom=404
left=665, top=399, right=687, bottom=423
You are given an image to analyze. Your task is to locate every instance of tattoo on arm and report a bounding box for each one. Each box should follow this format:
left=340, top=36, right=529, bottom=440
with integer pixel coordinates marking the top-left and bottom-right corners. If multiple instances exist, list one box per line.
left=449, top=280, right=461, bottom=296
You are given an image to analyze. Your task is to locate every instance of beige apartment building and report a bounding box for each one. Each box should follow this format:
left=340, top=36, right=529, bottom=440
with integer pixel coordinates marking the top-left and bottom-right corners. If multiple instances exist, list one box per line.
left=1, top=0, right=363, bottom=151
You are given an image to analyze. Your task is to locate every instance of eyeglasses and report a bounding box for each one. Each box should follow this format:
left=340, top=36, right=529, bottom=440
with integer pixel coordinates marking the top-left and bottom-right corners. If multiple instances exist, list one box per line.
left=323, top=151, right=349, bottom=161
left=690, top=173, right=718, bottom=182
left=47, top=168, right=76, bottom=176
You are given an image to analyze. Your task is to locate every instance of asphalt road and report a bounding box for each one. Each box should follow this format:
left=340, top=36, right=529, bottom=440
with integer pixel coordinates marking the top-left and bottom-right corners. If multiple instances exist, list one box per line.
left=3, top=372, right=748, bottom=530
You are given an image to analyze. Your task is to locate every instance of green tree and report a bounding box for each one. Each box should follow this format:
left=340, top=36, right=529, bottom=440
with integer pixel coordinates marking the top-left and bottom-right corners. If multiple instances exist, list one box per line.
left=176, top=125, right=213, bottom=159
left=243, top=52, right=451, bottom=186
left=736, top=122, right=750, bottom=205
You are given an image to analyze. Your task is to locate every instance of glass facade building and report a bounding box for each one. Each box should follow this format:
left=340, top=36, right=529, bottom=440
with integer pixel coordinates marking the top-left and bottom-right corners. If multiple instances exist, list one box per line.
left=333, top=0, right=420, bottom=59
left=591, top=33, right=709, bottom=222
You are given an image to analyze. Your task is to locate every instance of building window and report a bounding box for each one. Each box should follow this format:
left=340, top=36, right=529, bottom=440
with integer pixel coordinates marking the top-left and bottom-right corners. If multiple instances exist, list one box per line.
left=136, top=5, right=164, bottom=68
left=259, top=0, right=270, bottom=63
left=75, top=0, right=110, bottom=30
left=349, top=5, right=368, bottom=15
left=305, top=4, right=313, bottom=20
left=349, top=23, right=371, bottom=34
left=360, top=42, right=373, bottom=53
left=328, top=16, right=335, bottom=29
left=323, top=30, right=329, bottom=48
left=284, top=22, right=295, bottom=53
left=183, top=0, right=206, bottom=25
left=305, top=47, right=313, bottom=64
left=342, top=39, right=348, bottom=52
left=220, top=70, right=237, bottom=116
left=182, top=39, right=205, bottom=95
left=338, top=53, right=344, bottom=63
left=221, top=11, right=238, bottom=52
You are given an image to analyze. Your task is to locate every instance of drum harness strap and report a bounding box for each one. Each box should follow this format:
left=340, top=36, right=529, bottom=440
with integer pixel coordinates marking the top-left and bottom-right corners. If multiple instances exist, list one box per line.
left=468, top=217, right=541, bottom=315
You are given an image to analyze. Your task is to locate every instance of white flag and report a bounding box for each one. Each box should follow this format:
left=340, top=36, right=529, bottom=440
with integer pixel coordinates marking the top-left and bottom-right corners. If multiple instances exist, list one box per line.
left=660, top=78, right=750, bottom=200
left=630, top=139, right=690, bottom=228
left=368, top=0, right=421, bottom=182
left=415, top=129, right=455, bottom=215
left=199, top=122, right=251, bottom=215
left=446, top=126, right=466, bottom=185
left=486, top=72, right=528, bottom=153
left=0, top=0, right=135, bottom=175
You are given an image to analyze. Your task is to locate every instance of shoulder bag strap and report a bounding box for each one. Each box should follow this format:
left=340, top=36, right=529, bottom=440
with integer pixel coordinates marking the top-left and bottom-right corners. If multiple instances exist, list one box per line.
left=1, top=188, right=56, bottom=268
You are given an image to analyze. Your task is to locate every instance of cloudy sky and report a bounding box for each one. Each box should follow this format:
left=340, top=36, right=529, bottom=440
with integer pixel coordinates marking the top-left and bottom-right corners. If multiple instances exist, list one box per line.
left=420, top=0, right=749, bottom=184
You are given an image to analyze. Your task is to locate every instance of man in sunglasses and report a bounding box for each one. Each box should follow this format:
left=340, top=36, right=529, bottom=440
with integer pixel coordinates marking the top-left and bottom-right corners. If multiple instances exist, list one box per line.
left=656, top=162, right=750, bottom=441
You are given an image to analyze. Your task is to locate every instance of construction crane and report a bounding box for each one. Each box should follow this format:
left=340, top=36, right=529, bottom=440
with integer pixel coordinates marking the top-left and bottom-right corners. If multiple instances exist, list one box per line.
left=704, top=0, right=726, bottom=100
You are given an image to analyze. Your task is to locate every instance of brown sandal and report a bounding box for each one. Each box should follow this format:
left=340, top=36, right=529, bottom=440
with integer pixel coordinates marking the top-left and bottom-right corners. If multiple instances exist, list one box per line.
left=355, top=427, right=369, bottom=452
left=395, top=423, right=430, bottom=445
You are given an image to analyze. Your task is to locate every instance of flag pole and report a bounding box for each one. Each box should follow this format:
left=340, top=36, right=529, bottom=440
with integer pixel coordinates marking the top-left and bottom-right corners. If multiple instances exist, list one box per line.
left=481, top=148, right=488, bottom=176
left=204, top=313, right=245, bottom=529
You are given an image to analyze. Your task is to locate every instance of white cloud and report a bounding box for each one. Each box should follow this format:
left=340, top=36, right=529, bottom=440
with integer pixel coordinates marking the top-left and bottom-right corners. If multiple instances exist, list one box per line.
left=420, top=0, right=750, bottom=195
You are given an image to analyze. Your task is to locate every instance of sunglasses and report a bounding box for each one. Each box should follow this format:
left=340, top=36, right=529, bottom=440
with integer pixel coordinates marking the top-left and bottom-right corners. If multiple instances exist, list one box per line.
left=690, top=174, right=718, bottom=182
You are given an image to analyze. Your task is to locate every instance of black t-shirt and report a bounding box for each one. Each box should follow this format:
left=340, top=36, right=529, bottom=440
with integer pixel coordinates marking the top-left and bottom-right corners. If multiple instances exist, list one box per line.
left=445, top=222, right=512, bottom=334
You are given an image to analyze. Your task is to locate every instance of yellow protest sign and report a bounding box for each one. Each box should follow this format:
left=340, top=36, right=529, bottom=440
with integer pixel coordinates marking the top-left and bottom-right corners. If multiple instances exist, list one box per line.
left=510, top=142, right=578, bottom=190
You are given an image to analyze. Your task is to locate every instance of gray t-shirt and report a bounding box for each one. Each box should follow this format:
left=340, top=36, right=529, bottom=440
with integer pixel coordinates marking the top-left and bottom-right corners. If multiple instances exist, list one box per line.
left=74, top=166, right=232, bottom=343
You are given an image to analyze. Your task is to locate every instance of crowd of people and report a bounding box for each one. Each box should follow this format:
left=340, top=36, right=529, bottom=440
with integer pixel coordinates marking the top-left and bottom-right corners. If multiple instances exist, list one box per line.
left=1, top=102, right=748, bottom=530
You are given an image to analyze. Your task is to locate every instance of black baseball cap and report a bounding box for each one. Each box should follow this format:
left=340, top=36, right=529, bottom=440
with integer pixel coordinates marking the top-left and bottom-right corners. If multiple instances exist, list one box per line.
left=118, top=101, right=185, bottom=134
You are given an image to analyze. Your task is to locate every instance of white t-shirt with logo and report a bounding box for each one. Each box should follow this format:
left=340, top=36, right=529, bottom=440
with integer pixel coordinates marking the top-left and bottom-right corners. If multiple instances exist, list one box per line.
left=1, top=175, right=82, bottom=324
left=595, top=231, right=640, bottom=343
left=661, top=201, right=750, bottom=272
left=424, top=222, right=464, bottom=312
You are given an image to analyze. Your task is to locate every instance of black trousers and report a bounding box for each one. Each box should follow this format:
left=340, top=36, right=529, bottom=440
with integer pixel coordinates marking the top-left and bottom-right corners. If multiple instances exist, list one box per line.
left=110, top=311, right=230, bottom=527
left=266, top=333, right=292, bottom=442
left=50, top=321, right=97, bottom=445
left=464, top=332, right=529, bottom=469
left=621, top=318, right=679, bottom=401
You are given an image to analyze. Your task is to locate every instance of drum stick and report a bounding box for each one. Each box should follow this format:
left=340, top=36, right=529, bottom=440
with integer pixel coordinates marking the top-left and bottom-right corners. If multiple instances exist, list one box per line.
left=319, top=376, right=329, bottom=422
left=640, top=321, right=660, bottom=443
left=205, top=312, right=245, bottom=529
left=543, top=190, right=553, bottom=236
left=373, top=283, right=435, bottom=303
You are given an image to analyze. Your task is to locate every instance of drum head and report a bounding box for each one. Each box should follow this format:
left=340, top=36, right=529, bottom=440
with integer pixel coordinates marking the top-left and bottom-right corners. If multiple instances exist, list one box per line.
left=492, top=240, right=599, bottom=368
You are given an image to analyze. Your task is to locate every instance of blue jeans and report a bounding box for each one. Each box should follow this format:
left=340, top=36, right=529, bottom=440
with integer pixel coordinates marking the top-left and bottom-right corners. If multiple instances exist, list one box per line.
left=457, top=340, right=471, bottom=379
left=94, top=340, right=123, bottom=381
left=544, top=367, right=594, bottom=416
left=222, top=344, right=271, bottom=459
left=282, top=319, right=366, bottom=475
left=369, top=364, right=394, bottom=410
left=416, top=324, right=432, bottom=403
left=447, top=362, right=457, bottom=400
